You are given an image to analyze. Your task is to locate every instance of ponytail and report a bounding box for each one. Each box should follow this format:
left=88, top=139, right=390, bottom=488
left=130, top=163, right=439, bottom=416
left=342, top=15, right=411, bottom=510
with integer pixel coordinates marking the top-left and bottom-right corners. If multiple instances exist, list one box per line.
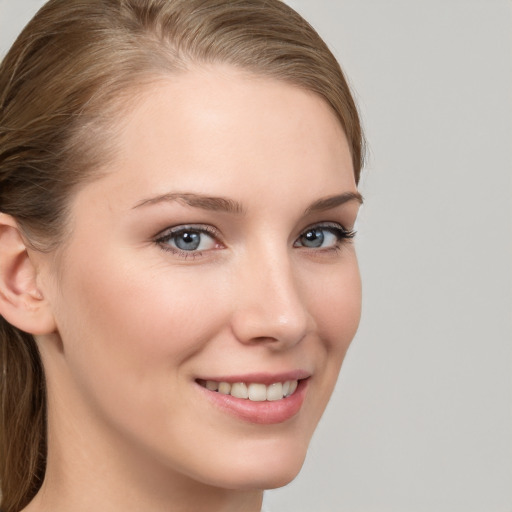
left=0, top=320, right=46, bottom=512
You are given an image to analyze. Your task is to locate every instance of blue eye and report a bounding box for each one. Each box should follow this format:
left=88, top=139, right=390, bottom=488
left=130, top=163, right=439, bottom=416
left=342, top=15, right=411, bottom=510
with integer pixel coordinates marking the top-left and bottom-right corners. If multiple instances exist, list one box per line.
left=295, top=224, right=355, bottom=249
left=156, top=226, right=218, bottom=253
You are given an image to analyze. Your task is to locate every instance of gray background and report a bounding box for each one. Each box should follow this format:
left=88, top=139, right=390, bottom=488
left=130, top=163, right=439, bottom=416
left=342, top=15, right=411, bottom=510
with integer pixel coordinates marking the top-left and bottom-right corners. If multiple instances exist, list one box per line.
left=1, top=1, right=511, bottom=511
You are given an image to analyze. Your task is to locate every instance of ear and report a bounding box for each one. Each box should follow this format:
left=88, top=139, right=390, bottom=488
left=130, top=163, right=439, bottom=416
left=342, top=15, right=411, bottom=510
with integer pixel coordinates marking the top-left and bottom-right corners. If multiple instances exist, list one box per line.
left=0, top=213, right=56, bottom=335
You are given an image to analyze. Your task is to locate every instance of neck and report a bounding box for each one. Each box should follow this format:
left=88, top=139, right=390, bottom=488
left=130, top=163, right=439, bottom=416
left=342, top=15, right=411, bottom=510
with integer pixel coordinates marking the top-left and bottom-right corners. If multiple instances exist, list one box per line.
left=25, top=482, right=262, bottom=512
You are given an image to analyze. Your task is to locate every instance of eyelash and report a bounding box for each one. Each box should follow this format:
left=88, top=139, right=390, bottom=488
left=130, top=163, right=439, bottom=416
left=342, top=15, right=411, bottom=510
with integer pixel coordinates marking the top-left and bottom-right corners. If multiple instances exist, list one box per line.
left=155, top=224, right=220, bottom=259
left=154, top=222, right=356, bottom=258
left=294, top=223, right=356, bottom=252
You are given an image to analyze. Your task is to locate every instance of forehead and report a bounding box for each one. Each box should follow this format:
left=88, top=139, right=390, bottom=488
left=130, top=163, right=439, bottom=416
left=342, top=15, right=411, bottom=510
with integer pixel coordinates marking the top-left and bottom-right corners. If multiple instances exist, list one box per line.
left=76, top=66, right=356, bottom=212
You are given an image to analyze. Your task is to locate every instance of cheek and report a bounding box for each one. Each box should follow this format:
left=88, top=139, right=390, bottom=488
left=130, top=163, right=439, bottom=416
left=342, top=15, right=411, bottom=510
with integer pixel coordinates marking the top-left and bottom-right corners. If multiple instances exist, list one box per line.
left=50, top=248, right=233, bottom=412
left=289, top=256, right=361, bottom=443
left=49, top=254, right=232, bottom=446
left=307, top=256, right=362, bottom=352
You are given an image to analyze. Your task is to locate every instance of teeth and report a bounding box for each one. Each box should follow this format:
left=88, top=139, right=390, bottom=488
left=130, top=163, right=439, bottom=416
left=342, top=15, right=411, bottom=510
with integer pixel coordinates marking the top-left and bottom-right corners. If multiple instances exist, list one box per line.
left=218, top=382, right=231, bottom=394
left=231, top=382, right=248, bottom=399
left=201, top=379, right=299, bottom=401
left=266, top=382, right=283, bottom=401
left=206, top=380, right=219, bottom=391
left=248, top=383, right=267, bottom=401
left=288, top=380, right=298, bottom=396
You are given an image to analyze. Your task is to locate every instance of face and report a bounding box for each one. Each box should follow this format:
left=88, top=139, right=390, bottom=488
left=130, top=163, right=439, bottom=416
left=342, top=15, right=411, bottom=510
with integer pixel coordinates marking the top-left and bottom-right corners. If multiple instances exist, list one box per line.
left=38, top=66, right=362, bottom=493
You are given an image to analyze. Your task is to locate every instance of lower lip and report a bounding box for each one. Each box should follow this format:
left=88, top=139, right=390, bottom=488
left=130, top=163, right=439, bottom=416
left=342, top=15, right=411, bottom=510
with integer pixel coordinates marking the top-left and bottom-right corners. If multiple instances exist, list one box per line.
left=197, top=379, right=308, bottom=425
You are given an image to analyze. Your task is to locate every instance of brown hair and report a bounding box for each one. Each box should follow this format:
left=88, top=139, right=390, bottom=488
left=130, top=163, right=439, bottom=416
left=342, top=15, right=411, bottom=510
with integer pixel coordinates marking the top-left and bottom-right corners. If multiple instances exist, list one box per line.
left=0, top=0, right=364, bottom=510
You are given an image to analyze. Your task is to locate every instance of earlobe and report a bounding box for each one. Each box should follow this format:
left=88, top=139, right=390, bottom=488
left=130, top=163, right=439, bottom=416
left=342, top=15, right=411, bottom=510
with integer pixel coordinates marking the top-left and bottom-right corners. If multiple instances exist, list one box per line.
left=0, top=213, right=56, bottom=335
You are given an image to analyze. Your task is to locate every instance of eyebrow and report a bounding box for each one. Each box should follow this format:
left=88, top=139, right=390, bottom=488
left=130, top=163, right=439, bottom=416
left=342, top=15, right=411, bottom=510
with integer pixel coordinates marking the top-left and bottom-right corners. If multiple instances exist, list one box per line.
left=304, top=191, right=364, bottom=214
left=133, top=192, right=245, bottom=214
left=133, top=190, right=363, bottom=215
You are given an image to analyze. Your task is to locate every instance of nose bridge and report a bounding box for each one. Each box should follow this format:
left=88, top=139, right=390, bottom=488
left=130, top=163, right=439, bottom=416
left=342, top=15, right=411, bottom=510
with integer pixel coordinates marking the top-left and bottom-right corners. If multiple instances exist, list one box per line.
left=231, top=242, right=310, bottom=347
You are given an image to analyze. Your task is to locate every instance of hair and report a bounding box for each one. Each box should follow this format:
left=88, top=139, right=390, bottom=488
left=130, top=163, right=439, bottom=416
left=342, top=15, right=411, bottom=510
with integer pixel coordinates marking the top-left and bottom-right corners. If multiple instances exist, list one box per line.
left=0, top=0, right=364, bottom=510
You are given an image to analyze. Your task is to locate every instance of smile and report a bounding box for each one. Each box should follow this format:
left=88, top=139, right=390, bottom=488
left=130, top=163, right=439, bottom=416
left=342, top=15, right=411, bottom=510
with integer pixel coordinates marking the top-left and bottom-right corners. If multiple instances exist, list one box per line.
left=196, top=375, right=309, bottom=424
left=198, top=379, right=299, bottom=401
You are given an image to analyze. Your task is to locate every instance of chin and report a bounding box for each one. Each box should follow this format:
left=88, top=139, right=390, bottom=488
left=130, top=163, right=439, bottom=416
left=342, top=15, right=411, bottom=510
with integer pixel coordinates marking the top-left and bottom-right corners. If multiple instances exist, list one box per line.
left=221, top=462, right=305, bottom=491
left=202, top=437, right=309, bottom=491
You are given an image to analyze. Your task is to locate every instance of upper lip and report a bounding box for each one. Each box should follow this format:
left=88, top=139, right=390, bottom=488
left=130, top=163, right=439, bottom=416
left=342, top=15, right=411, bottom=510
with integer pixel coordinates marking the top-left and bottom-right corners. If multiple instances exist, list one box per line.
left=196, top=370, right=311, bottom=386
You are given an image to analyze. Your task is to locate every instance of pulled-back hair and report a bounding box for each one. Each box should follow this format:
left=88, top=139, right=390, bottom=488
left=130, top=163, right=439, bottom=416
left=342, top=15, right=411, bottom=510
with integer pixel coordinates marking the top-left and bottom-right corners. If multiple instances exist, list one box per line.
left=0, top=1, right=364, bottom=510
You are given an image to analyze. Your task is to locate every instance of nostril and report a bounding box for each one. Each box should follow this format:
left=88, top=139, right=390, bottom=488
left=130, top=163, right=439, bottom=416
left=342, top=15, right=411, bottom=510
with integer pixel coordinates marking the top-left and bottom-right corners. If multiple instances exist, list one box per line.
left=251, top=336, right=279, bottom=344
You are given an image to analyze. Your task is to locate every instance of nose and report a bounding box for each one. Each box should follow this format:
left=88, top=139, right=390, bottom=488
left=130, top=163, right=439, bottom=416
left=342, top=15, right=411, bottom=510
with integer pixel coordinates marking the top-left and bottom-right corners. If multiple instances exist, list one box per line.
left=230, top=249, right=312, bottom=349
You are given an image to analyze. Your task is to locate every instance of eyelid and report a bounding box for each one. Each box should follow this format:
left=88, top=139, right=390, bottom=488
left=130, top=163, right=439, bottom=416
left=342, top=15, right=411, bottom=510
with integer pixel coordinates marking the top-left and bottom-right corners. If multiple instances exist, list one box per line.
left=299, top=221, right=355, bottom=236
left=155, top=223, right=220, bottom=240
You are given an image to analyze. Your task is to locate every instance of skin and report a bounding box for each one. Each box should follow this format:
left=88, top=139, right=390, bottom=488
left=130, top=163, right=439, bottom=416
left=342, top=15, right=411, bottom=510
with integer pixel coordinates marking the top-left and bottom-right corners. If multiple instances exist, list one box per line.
left=17, top=66, right=362, bottom=512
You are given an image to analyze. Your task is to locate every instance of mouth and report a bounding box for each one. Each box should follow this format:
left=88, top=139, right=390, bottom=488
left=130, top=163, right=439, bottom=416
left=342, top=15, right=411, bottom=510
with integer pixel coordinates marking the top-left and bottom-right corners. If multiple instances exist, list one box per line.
left=195, top=374, right=309, bottom=424
left=197, top=379, right=299, bottom=402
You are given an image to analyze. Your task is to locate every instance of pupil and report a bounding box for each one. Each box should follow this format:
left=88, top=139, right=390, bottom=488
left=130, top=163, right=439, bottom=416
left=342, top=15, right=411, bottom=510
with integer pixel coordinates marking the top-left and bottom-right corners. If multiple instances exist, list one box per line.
left=303, top=229, right=324, bottom=248
left=176, top=231, right=200, bottom=251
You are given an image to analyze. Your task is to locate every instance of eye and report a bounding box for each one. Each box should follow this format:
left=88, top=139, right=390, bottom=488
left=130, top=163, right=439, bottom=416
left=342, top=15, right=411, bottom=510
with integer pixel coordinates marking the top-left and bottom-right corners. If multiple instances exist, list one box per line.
left=294, top=223, right=355, bottom=249
left=155, top=225, right=219, bottom=254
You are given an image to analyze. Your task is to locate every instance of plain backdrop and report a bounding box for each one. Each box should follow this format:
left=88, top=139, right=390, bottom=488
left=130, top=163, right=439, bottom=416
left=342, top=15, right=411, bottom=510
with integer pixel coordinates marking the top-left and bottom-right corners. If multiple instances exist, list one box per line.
left=1, top=1, right=511, bottom=511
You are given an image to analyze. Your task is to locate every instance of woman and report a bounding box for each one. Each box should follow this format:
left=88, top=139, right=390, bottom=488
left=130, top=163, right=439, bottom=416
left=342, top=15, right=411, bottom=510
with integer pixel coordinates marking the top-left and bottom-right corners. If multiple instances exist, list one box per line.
left=0, top=1, right=364, bottom=511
